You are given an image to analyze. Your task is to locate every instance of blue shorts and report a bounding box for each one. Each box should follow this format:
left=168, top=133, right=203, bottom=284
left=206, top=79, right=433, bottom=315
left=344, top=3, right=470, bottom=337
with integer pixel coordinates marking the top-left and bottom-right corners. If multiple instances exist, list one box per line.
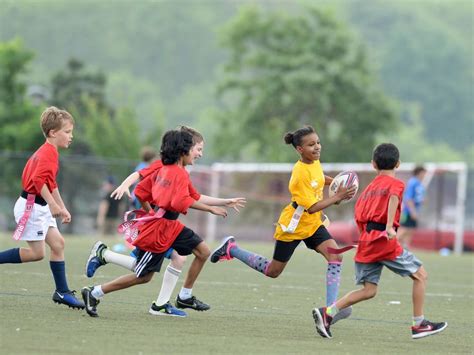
left=354, top=249, right=423, bottom=285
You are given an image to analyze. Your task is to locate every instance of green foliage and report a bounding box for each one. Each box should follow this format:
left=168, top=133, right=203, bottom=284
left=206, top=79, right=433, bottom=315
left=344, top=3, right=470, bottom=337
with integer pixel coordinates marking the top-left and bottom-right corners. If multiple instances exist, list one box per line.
left=49, top=58, right=141, bottom=159
left=214, top=6, right=397, bottom=162
left=346, top=0, right=473, bottom=151
left=0, top=39, right=42, bottom=151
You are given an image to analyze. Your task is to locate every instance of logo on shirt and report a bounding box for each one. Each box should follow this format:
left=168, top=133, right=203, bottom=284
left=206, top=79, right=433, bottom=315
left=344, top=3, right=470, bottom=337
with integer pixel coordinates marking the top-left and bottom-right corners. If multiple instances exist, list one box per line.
left=311, top=180, right=318, bottom=188
left=37, top=231, right=43, bottom=236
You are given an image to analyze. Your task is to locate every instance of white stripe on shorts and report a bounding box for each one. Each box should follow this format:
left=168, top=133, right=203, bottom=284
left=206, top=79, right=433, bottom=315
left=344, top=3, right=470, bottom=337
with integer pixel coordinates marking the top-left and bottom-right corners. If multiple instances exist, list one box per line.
left=135, top=251, right=152, bottom=277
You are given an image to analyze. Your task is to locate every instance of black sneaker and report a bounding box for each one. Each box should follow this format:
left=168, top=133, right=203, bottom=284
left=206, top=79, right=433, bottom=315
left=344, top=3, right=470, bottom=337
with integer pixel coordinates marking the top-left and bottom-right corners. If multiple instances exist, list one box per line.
left=312, top=307, right=333, bottom=338
left=210, top=236, right=236, bottom=263
left=176, top=295, right=210, bottom=311
left=52, top=290, right=85, bottom=309
left=412, top=319, right=448, bottom=339
left=81, top=286, right=100, bottom=317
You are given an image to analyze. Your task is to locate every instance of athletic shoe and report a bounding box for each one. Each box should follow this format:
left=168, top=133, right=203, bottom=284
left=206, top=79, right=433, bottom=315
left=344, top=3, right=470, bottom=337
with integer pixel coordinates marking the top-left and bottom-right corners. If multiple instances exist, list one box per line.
left=210, top=236, right=236, bottom=263
left=331, top=306, right=352, bottom=325
left=412, top=319, right=448, bottom=339
left=81, top=286, right=100, bottom=317
left=52, top=290, right=85, bottom=309
left=85, top=241, right=107, bottom=278
left=149, top=302, right=187, bottom=317
left=176, top=295, right=210, bottom=311
left=313, top=307, right=333, bottom=338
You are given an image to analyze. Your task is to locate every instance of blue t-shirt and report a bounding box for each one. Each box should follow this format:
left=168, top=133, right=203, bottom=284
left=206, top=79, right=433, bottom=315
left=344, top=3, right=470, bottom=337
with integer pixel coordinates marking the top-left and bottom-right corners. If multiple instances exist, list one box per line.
left=402, top=177, right=425, bottom=213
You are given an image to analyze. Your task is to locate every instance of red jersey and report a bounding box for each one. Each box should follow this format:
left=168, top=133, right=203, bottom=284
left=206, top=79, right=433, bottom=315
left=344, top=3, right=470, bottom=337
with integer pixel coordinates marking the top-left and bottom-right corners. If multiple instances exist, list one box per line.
left=138, top=159, right=163, bottom=179
left=133, top=164, right=201, bottom=253
left=354, top=174, right=405, bottom=263
left=135, top=170, right=158, bottom=203
left=21, top=142, right=59, bottom=195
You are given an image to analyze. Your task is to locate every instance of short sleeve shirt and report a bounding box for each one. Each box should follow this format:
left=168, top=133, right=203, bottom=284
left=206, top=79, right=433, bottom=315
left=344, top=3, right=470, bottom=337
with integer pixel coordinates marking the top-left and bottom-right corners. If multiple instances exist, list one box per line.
left=274, top=160, right=325, bottom=241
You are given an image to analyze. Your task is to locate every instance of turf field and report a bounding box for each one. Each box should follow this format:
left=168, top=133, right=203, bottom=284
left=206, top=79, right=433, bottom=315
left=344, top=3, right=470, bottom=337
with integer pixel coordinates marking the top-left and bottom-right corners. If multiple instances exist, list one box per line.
left=1, top=234, right=473, bottom=354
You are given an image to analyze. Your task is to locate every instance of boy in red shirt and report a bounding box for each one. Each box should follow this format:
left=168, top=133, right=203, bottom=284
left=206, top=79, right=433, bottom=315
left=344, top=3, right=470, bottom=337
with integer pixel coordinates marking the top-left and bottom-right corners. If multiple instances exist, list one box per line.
left=85, top=127, right=244, bottom=316
left=81, top=129, right=236, bottom=317
left=0, top=106, right=84, bottom=309
left=313, top=143, right=447, bottom=339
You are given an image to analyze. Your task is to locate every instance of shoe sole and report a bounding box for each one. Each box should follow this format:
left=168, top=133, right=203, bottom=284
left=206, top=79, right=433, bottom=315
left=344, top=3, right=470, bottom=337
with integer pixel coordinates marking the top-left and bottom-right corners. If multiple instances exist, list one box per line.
left=148, top=308, right=187, bottom=317
left=412, top=323, right=448, bottom=339
left=81, top=288, right=99, bottom=317
left=312, top=308, right=332, bottom=338
left=85, top=241, right=104, bottom=277
left=52, top=299, right=85, bottom=310
left=210, top=236, right=235, bottom=263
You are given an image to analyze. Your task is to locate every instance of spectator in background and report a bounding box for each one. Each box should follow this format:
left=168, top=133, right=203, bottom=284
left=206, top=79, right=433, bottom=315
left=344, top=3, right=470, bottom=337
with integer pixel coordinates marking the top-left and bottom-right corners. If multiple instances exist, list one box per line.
left=398, top=166, right=427, bottom=249
left=131, top=146, right=157, bottom=209
left=96, top=176, right=124, bottom=236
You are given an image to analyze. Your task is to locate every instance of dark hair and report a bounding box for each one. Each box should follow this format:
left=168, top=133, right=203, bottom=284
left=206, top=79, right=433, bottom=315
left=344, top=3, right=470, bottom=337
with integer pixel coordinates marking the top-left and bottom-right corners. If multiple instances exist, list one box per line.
left=160, top=130, right=194, bottom=165
left=178, top=125, right=204, bottom=145
left=284, top=125, right=315, bottom=148
left=372, top=143, right=400, bottom=170
left=413, top=166, right=426, bottom=176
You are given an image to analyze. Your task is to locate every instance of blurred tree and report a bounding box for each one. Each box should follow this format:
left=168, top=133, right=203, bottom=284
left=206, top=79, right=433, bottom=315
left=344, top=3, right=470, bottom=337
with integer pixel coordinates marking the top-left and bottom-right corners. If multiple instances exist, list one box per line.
left=347, top=0, right=473, bottom=151
left=50, top=58, right=143, bottom=159
left=0, top=39, right=42, bottom=151
left=213, top=6, right=397, bottom=162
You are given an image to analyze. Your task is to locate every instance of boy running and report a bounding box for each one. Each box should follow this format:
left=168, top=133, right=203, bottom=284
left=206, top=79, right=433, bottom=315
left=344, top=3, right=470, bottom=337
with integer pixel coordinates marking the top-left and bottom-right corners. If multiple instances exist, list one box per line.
left=0, top=106, right=84, bottom=309
left=81, top=129, right=239, bottom=317
left=313, top=143, right=447, bottom=339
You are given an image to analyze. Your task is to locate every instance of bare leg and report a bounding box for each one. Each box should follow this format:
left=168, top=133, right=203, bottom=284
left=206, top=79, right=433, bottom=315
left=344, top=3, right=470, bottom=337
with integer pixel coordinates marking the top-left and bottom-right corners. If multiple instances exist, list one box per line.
left=45, top=227, right=65, bottom=261
left=102, top=272, right=154, bottom=294
left=20, top=240, right=46, bottom=262
left=182, top=242, right=210, bottom=289
left=410, top=266, right=427, bottom=317
left=335, top=282, right=378, bottom=310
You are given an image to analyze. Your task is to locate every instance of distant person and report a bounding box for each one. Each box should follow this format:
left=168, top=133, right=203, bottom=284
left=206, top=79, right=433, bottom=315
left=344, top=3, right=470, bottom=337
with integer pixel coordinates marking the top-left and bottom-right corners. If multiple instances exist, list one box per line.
left=0, top=106, right=84, bottom=309
left=96, top=176, right=123, bottom=236
left=398, top=166, right=427, bottom=249
left=131, top=146, right=157, bottom=209
left=313, top=143, right=447, bottom=340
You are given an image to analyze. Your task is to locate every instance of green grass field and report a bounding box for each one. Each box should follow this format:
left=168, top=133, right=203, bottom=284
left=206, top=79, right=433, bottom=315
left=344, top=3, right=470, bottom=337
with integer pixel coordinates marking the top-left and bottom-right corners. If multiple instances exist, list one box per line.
left=1, top=234, right=473, bottom=354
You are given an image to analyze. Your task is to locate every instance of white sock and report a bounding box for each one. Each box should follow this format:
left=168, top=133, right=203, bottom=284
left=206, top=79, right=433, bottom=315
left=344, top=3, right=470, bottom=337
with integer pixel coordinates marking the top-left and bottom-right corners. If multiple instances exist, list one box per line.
left=413, top=315, right=424, bottom=327
left=179, top=287, right=192, bottom=300
left=103, top=249, right=136, bottom=271
left=156, top=265, right=181, bottom=306
left=91, top=285, right=104, bottom=299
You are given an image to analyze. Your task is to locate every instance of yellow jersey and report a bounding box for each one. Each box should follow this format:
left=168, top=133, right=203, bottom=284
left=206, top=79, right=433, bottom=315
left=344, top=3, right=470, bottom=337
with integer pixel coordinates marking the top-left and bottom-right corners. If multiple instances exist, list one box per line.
left=274, top=160, right=325, bottom=241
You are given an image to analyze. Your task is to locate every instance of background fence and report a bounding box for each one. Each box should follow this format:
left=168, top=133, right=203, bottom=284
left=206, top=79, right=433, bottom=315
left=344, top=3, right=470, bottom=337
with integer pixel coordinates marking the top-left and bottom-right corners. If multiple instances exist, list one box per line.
left=1, top=151, right=472, bottom=252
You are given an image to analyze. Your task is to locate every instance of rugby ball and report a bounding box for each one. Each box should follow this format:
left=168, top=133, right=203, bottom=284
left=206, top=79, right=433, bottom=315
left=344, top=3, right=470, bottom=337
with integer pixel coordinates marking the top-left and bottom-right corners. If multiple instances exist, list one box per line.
left=329, top=171, right=359, bottom=204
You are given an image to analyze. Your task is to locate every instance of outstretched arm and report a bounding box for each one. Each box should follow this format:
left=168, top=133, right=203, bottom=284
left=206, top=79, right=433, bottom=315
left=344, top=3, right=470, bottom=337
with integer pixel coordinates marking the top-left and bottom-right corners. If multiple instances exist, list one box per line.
left=111, top=171, right=140, bottom=200
left=198, top=195, right=246, bottom=212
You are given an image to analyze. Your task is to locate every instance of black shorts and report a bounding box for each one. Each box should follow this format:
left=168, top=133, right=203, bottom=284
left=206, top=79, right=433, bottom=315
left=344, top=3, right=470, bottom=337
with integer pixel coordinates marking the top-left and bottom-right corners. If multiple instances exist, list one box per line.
left=400, top=212, right=418, bottom=228
left=134, top=227, right=203, bottom=277
left=272, top=225, right=333, bottom=263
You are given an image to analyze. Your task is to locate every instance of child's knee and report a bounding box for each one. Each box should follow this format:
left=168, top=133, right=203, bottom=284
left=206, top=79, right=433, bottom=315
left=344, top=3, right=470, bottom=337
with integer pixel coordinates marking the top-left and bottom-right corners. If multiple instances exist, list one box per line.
left=31, top=249, right=45, bottom=261
left=265, top=269, right=281, bottom=278
left=362, top=284, right=377, bottom=299
left=413, top=267, right=428, bottom=282
left=170, top=253, right=186, bottom=269
left=49, top=237, right=65, bottom=253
